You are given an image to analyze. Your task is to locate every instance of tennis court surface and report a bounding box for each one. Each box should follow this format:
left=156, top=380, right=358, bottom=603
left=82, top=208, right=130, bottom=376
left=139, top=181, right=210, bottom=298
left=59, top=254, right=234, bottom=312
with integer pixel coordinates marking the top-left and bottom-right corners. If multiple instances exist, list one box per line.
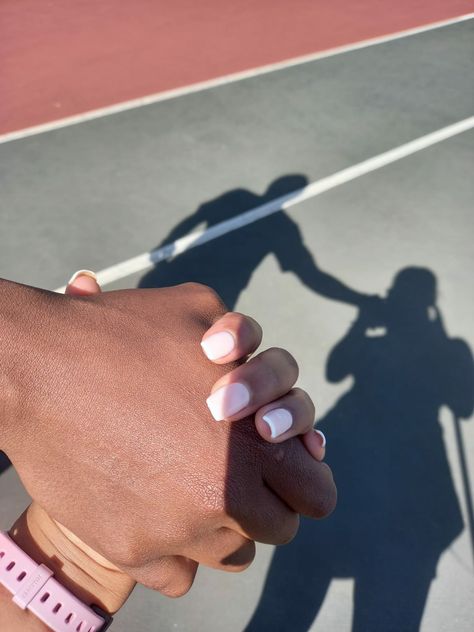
left=1, top=2, right=473, bottom=630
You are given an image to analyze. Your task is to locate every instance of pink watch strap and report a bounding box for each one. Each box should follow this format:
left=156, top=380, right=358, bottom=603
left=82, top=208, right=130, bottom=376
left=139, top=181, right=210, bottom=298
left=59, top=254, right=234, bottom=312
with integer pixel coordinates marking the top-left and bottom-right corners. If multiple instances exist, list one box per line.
left=0, top=531, right=108, bottom=631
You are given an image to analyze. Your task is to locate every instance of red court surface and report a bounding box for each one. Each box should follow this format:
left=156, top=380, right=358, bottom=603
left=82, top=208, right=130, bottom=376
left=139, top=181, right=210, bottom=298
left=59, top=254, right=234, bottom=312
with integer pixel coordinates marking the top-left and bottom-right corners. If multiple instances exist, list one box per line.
left=1, top=0, right=472, bottom=135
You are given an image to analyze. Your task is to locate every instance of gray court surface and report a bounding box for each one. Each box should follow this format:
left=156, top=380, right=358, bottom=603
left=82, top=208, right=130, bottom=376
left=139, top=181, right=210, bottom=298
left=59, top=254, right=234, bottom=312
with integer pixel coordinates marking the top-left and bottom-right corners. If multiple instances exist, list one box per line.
left=1, top=20, right=473, bottom=632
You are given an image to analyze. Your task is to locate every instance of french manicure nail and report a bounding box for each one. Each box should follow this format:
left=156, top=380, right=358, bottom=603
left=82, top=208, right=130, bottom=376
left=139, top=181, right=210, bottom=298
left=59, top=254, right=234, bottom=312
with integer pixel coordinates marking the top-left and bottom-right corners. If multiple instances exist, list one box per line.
left=206, top=383, right=250, bottom=420
left=262, top=408, right=293, bottom=438
left=315, top=429, right=326, bottom=448
left=67, top=269, right=97, bottom=285
left=201, top=331, right=235, bottom=360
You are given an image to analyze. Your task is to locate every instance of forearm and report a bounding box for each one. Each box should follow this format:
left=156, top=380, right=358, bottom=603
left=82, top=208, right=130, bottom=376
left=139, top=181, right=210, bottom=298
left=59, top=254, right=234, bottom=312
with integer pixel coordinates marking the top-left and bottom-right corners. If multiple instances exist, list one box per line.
left=292, top=252, right=368, bottom=307
left=307, top=270, right=367, bottom=306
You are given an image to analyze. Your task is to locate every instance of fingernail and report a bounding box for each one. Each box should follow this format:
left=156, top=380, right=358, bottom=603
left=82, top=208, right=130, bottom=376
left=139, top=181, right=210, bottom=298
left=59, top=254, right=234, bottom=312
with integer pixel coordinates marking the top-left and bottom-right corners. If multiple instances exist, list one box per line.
left=206, top=383, right=250, bottom=420
left=315, top=429, right=326, bottom=448
left=201, top=331, right=235, bottom=360
left=262, top=408, right=293, bottom=438
left=67, top=269, right=97, bottom=285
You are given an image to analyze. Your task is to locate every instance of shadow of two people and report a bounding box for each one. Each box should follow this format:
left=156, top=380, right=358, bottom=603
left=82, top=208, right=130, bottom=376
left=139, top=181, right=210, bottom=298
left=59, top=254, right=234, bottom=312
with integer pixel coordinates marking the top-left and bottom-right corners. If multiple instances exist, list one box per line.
left=141, top=175, right=474, bottom=632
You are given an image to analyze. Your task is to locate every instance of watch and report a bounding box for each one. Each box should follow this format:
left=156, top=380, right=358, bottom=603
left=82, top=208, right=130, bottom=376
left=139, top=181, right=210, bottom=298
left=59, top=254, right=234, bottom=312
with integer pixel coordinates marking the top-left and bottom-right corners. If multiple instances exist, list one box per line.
left=0, top=531, right=111, bottom=631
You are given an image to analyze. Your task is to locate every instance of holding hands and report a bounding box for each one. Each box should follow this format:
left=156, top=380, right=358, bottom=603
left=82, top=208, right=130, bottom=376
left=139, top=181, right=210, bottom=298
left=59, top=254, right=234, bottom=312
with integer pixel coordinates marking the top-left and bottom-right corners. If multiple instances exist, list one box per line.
left=67, top=270, right=327, bottom=459
left=0, top=272, right=334, bottom=631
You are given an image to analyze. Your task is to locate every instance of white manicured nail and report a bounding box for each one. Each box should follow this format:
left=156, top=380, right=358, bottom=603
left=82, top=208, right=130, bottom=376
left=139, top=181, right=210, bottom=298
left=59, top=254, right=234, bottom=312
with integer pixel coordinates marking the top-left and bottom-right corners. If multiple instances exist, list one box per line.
left=315, top=430, right=326, bottom=448
left=201, top=331, right=235, bottom=360
left=262, top=408, right=293, bottom=438
left=67, top=269, right=97, bottom=285
left=206, top=383, right=250, bottom=420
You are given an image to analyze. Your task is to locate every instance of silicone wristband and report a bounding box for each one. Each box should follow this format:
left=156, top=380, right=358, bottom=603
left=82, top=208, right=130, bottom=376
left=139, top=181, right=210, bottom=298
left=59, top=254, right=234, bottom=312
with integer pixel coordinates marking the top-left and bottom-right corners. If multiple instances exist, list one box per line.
left=0, top=531, right=109, bottom=631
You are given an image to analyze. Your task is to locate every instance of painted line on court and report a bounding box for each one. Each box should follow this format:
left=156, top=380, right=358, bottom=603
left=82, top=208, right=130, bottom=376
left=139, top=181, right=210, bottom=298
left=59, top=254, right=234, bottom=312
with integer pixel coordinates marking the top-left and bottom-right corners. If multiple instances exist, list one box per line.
left=55, top=116, right=474, bottom=293
left=3, top=13, right=473, bottom=146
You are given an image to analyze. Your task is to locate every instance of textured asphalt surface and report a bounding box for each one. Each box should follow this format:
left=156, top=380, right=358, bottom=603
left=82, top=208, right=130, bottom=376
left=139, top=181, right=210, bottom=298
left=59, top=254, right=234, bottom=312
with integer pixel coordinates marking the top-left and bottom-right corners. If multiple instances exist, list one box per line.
left=0, top=20, right=473, bottom=632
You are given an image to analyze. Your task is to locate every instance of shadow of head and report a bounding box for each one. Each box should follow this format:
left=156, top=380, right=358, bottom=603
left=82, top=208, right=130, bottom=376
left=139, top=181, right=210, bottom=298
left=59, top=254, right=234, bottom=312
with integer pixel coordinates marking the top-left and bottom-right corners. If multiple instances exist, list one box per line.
left=189, top=173, right=310, bottom=225
left=263, top=174, right=309, bottom=201
left=385, top=266, right=437, bottom=328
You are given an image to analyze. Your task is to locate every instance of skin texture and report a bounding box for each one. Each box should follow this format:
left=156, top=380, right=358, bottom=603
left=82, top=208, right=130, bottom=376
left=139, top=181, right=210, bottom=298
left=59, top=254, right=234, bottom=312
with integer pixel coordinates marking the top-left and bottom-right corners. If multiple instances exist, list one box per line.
left=1, top=279, right=336, bottom=604
left=68, top=272, right=326, bottom=458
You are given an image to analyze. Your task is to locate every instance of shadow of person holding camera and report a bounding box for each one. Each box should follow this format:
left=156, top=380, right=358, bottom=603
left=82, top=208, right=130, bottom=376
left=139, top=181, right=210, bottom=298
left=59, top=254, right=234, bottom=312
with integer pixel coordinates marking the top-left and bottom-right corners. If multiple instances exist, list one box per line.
left=245, top=266, right=473, bottom=632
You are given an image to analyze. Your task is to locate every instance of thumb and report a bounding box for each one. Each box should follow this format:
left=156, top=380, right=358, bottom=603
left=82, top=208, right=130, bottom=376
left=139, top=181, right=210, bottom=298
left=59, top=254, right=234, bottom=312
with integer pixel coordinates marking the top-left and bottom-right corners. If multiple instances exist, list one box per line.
left=65, top=270, right=102, bottom=296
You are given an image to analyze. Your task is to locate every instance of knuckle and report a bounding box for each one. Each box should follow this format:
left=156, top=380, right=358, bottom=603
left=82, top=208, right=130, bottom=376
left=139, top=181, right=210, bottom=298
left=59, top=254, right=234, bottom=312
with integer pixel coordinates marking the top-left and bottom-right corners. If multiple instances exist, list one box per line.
left=158, top=577, right=195, bottom=598
left=262, top=361, right=282, bottom=393
left=265, top=441, right=290, bottom=464
left=225, top=312, right=251, bottom=341
left=289, top=387, right=316, bottom=423
left=267, top=347, right=299, bottom=379
left=228, top=312, right=259, bottom=344
left=146, top=573, right=195, bottom=598
left=290, top=386, right=306, bottom=398
left=181, top=281, right=210, bottom=294
left=234, top=312, right=262, bottom=340
left=139, top=558, right=197, bottom=597
left=229, top=312, right=248, bottom=328
left=183, top=282, right=226, bottom=311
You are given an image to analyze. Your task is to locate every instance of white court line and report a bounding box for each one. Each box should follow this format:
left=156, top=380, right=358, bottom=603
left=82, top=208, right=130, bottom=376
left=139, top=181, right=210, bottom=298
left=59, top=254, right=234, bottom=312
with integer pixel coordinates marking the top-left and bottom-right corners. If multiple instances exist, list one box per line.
left=55, top=116, right=474, bottom=293
left=2, top=12, right=473, bottom=146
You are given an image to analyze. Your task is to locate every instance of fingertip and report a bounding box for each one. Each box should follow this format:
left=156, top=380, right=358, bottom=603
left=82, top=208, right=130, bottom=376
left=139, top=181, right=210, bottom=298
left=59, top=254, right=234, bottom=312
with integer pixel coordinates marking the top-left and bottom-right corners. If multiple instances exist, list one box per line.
left=303, top=429, right=326, bottom=461
left=201, top=331, right=236, bottom=362
left=201, top=312, right=262, bottom=363
left=261, top=408, right=293, bottom=440
left=66, top=270, right=101, bottom=296
left=67, top=269, right=97, bottom=285
left=315, top=430, right=326, bottom=448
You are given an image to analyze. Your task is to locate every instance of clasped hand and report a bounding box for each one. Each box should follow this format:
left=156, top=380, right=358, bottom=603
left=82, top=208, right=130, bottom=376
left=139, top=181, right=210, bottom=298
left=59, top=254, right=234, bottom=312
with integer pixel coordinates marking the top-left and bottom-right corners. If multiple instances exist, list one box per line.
left=2, top=273, right=335, bottom=616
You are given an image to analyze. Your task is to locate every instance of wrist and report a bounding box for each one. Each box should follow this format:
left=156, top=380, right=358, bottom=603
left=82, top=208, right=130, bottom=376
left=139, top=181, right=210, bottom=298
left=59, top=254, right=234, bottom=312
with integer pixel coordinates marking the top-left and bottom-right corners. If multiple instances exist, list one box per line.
left=9, top=503, right=135, bottom=615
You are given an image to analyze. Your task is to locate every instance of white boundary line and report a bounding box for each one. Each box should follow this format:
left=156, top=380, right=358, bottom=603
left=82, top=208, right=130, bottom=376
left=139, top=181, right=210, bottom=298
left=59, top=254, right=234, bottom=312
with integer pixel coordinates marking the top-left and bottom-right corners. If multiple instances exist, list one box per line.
left=55, top=116, right=474, bottom=293
left=3, top=13, right=473, bottom=146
